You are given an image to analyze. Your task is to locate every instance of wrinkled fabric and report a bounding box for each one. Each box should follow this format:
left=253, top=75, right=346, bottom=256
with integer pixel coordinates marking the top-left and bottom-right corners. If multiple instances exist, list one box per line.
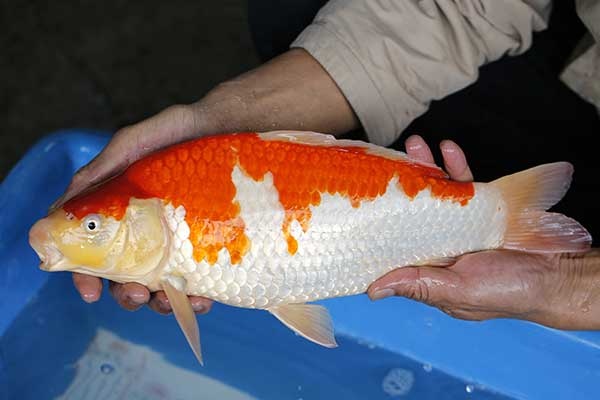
left=292, top=0, right=599, bottom=146
left=561, top=1, right=600, bottom=116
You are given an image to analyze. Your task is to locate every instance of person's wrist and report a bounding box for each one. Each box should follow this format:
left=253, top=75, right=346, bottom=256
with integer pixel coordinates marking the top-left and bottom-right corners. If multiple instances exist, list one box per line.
left=190, top=88, right=249, bottom=136
left=531, top=250, right=600, bottom=330
left=189, top=49, right=359, bottom=137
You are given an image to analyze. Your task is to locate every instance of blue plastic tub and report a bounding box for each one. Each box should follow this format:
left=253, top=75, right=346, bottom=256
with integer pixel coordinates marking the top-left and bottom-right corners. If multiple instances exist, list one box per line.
left=1, top=130, right=599, bottom=399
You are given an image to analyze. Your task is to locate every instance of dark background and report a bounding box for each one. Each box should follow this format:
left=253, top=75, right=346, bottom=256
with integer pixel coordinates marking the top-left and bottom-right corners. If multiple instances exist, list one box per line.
left=0, top=0, right=259, bottom=179
left=2, top=1, right=599, bottom=243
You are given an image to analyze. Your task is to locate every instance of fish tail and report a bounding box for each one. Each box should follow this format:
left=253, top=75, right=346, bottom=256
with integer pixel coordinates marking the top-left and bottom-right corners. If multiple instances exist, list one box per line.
left=492, top=162, right=592, bottom=253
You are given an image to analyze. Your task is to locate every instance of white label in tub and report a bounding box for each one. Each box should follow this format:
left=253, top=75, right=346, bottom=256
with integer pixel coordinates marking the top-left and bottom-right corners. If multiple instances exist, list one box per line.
left=56, top=329, right=255, bottom=400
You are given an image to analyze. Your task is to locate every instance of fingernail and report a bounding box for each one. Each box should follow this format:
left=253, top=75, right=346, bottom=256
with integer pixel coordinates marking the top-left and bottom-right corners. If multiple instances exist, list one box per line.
left=192, top=303, right=205, bottom=313
left=127, top=292, right=147, bottom=305
left=370, top=288, right=395, bottom=301
left=81, top=292, right=98, bottom=303
left=407, top=142, right=422, bottom=152
left=158, top=303, right=172, bottom=314
left=441, top=144, right=455, bottom=153
left=441, top=140, right=460, bottom=153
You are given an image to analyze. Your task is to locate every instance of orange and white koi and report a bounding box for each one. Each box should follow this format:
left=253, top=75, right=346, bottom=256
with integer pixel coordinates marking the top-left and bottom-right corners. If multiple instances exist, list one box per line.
left=29, top=131, right=591, bottom=364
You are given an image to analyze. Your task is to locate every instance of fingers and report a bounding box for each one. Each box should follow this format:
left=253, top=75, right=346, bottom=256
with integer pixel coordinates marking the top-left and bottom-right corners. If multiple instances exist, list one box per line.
left=148, top=291, right=213, bottom=315
left=77, top=277, right=214, bottom=316
left=405, top=135, right=474, bottom=183
left=109, top=281, right=151, bottom=311
left=51, top=136, right=131, bottom=210
left=72, top=273, right=103, bottom=303
left=440, top=140, right=473, bottom=182
left=148, top=291, right=172, bottom=314
left=405, top=135, right=435, bottom=165
left=368, top=266, right=461, bottom=306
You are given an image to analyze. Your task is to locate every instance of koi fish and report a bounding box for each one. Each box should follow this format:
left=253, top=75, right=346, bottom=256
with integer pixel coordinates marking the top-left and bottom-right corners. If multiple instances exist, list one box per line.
left=29, top=131, right=591, bottom=364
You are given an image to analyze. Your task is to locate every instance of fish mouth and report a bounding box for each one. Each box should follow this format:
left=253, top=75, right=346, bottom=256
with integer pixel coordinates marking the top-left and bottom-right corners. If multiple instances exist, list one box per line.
left=29, top=218, right=64, bottom=270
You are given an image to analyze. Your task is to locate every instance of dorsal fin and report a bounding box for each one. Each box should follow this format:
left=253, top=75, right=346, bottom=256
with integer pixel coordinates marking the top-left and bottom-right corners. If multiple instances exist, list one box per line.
left=258, top=130, right=445, bottom=173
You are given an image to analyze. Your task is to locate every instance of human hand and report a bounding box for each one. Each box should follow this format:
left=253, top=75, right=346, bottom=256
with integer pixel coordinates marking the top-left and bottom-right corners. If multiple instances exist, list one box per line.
left=58, top=105, right=213, bottom=315
left=368, top=135, right=600, bottom=330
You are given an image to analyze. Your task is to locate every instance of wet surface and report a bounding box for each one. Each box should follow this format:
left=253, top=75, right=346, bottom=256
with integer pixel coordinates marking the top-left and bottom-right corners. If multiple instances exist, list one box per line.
left=1, top=275, right=512, bottom=399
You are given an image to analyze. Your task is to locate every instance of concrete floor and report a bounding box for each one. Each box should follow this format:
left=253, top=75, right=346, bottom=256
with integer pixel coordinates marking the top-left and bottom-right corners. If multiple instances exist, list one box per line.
left=1, top=0, right=259, bottom=179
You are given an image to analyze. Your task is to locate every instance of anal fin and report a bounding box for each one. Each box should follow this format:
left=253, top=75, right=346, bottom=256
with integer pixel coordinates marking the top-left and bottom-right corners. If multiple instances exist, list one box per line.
left=269, top=303, right=338, bottom=348
left=163, top=281, right=203, bottom=365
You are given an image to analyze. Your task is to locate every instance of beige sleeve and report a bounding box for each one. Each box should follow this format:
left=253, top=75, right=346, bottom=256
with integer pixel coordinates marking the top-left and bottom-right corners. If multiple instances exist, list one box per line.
left=291, top=0, right=552, bottom=146
left=560, top=0, right=600, bottom=114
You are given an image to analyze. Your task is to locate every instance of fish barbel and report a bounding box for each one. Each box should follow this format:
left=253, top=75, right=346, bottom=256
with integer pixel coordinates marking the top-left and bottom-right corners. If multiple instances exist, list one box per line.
left=29, top=131, right=591, bottom=364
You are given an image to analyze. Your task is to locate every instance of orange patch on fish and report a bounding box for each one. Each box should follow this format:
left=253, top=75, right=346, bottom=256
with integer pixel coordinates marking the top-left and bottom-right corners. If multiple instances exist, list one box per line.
left=64, top=133, right=474, bottom=263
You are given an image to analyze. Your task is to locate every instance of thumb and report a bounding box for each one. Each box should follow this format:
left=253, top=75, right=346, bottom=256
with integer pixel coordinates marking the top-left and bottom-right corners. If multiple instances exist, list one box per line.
left=368, top=266, right=460, bottom=305
left=50, top=137, right=128, bottom=210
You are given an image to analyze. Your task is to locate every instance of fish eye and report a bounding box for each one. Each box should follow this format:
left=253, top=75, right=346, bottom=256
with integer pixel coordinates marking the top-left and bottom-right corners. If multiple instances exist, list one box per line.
left=83, top=214, right=102, bottom=233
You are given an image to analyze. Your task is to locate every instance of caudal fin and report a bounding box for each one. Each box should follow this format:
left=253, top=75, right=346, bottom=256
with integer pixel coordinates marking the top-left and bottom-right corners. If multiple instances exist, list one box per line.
left=492, top=162, right=591, bottom=253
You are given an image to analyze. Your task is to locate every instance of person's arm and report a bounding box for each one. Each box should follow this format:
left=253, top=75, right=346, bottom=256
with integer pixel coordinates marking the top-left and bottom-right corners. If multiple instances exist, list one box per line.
left=368, top=136, right=600, bottom=330
left=291, top=0, right=553, bottom=146
left=58, top=49, right=359, bottom=313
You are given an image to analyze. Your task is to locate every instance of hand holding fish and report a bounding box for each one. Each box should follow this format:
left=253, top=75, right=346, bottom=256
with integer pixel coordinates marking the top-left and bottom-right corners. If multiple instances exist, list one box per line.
left=369, top=136, right=600, bottom=330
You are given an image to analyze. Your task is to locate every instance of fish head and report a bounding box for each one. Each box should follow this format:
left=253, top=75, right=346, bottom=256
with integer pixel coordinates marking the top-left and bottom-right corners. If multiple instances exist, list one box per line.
left=29, top=197, right=168, bottom=283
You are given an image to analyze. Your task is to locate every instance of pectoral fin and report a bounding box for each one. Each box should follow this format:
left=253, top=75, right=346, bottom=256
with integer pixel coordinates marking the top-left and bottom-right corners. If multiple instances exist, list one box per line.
left=163, top=281, right=203, bottom=365
left=269, top=304, right=338, bottom=348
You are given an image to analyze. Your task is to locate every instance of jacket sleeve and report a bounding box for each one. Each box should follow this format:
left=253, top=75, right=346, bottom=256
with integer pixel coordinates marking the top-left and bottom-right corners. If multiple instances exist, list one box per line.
left=560, top=0, right=600, bottom=114
left=291, top=0, right=552, bottom=146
